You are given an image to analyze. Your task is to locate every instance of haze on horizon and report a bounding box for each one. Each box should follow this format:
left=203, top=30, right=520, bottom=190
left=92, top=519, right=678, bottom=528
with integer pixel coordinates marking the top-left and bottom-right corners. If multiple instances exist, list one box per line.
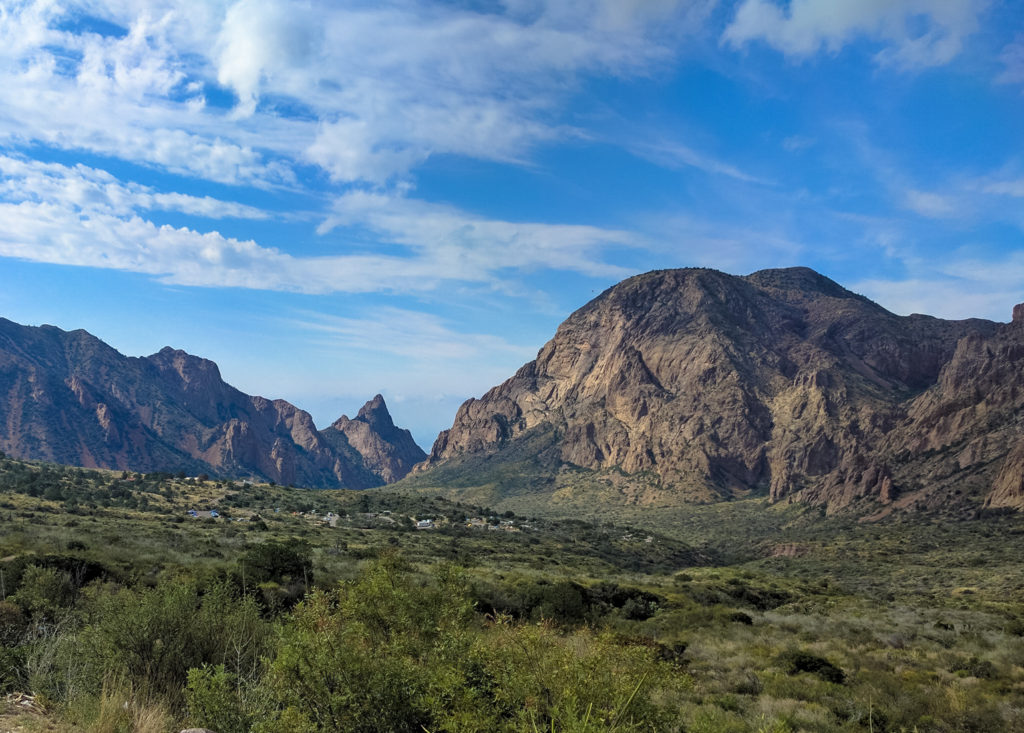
left=0, top=0, right=1021, bottom=449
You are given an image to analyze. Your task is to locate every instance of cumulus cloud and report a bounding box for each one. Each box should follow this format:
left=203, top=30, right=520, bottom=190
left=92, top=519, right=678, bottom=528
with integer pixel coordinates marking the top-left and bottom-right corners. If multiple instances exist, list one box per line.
left=0, top=0, right=709, bottom=189
left=723, top=0, right=987, bottom=69
left=0, top=0, right=707, bottom=293
left=215, top=0, right=319, bottom=118
left=0, top=1, right=295, bottom=186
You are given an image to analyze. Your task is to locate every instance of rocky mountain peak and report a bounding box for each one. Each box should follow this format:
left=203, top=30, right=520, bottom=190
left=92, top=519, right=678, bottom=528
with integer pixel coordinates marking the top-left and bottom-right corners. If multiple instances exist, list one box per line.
left=323, top=394, right=425, bottom=485
left=148, top=346, right=223, bottom=382
left=356, top=394, right=396, bottom=431
left=743, top=266, right=860, bottom=301
left=420, top=266, right=1016, bottom=515
left=1013, top=303, right=1024, bottom=324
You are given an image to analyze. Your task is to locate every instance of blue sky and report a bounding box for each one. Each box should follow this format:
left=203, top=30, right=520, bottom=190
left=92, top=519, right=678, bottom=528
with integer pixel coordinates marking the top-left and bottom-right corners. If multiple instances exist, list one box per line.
left=0, top=0, right=1021, bottom=449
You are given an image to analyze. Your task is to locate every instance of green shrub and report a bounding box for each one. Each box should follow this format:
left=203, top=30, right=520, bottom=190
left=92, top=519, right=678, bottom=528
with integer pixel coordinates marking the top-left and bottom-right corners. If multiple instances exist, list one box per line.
left=66, top=580, right=269, bottom=701
left=257, top=554, right=477, bottom=732
left=10, top=565, right=74, bottom=621
left=949, top=655, right=997, bottom=679
left=776, top=650, right=845, bottom=684
left=728, top=611, right=754, bottom=625
left=186, top=664, right=250, bottom=733
left=0, top=600, right=27, bottom=645
left=0, top=645, right=26, bottom=693
left=238, top=539, right=312, bottom=607
left=477, top=621, right=684, bottom=731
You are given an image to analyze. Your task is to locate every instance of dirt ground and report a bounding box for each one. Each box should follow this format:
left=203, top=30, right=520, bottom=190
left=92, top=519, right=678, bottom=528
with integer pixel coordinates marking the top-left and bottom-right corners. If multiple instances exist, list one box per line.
left=0, top=694, right=69, bottom=733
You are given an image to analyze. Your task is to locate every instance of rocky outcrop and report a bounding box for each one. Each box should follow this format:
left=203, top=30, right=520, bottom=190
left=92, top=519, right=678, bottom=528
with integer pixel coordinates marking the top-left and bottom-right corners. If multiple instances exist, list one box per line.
left=985, top=439, right=1024, bottom=509
left=421, top=267, right=1017, bottom=513
left=890, top=306, right=1024, bottom=512
left=0, top=318, right=421, bottom=488
left=321, top=395, right=427, bottom=484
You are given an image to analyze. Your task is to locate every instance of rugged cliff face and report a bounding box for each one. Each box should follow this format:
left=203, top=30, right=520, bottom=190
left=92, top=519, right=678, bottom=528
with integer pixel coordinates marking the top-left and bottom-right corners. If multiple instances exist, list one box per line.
left=0, top=319, right=421, bottom=488
left=422, top=267, right=1018, bottom=513
left=322, top=395, right=427, bottom=484
left=896, top=307, right=1024, bottom=512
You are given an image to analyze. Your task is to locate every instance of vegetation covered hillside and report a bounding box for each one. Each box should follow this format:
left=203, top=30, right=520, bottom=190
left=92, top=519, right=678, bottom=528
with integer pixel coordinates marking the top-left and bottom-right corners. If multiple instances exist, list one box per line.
left=2, top=454, right=1024, bottom=731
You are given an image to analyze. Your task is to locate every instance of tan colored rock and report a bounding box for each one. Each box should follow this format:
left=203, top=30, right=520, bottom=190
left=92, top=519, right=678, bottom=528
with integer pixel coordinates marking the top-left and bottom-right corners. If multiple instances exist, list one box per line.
left=422, top=267, right=1011, bottom=513
left=985, top=439, right=1024, bottom=509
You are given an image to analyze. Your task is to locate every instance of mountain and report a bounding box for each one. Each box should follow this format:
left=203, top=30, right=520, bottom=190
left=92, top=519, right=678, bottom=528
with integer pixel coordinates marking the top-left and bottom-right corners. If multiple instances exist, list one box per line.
left=321, top=394, right=427, bottom=484
left=0, top=318, right=424, bottom=488
left=414, top=267, right=1022, bottom=514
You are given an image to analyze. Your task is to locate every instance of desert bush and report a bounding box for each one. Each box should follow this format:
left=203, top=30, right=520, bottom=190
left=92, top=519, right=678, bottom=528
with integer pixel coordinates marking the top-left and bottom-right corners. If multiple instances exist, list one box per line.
left=472, top=576, right=663, bottom=625
left=0, top=599, right=27, bottom=644
left=60, top=579, right=269, bottom=703
left=776, top=650, right=845, bottom=684
left=256, top=554, right=477, bottom=732
left=10, top=565, right=75, bottom=622
left=477, top=620, right=686, bottom=731
left=185, top=664, right=250, bottom=733
left=0, top=645, right=26, bottom=692
left=949, top=655, right=997, bottom=679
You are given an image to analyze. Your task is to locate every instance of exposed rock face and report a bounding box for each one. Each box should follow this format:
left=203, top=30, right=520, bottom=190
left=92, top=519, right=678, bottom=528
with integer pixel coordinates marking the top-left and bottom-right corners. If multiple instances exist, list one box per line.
left=0, top=319, right=421, bottom=488
left=899, top=308, right=1024, bottom=512
left=322, top=395, right=427, bottom=484
left=423, top=267, right=1019, bottom=512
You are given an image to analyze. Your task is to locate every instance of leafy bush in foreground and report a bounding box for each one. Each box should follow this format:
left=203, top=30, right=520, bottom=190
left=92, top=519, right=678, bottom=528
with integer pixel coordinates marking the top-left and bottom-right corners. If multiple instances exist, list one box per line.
left=250, top=554, right=684, bottom=732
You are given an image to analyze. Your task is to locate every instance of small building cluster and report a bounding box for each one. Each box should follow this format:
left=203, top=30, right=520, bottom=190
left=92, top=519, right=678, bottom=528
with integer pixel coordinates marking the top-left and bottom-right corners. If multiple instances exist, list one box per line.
left=464, top=517, right=520, bottom=532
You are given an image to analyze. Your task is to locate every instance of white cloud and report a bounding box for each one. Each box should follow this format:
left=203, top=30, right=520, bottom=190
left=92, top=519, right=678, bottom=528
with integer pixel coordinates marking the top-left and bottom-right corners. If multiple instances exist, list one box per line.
left=0, top=158, right=640, bottom=293
left=856, top=277, right=1016, bottom=321
left=287, top=308, right=535, bottom=362
left=997, top=34, right=1024, bottom=86
left=319, top=191, right=640, bottom=279
left=645, top=211, right=804, bottom=272
left=0, top=155, right=269, bottom=219
left=854, top=252, right=1024, bottom=322
left=723, top=0, right=987, bottom=69
left=983, top=179, right=1024, bottom=197
left=215, top=0, right=319, bottom=118
left=0, top=2, right=683, bottom=293
left=627, top=139, right=770, bottom=183
left=0, top=199, right=465, bottom=293
left=0, top=1, right=296, bottom=186
left=0, top=0, right=710, bottom=188
left=272, top=306, right=545, bottom=443
left=903, top=189, right=959, bottom=218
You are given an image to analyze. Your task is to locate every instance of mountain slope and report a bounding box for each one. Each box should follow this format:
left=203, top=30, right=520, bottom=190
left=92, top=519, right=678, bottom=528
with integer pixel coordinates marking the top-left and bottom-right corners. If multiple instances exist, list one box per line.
left=415, top=267, right=1017, bottom=513
left=0, top=318, right=420, bottom=488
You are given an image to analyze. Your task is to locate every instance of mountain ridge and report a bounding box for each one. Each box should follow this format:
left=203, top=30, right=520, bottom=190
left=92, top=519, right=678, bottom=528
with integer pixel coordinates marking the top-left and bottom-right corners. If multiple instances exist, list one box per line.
left=0, top=317, right=424, bottom=488
left=414, top=266, right=1018, bottom=515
